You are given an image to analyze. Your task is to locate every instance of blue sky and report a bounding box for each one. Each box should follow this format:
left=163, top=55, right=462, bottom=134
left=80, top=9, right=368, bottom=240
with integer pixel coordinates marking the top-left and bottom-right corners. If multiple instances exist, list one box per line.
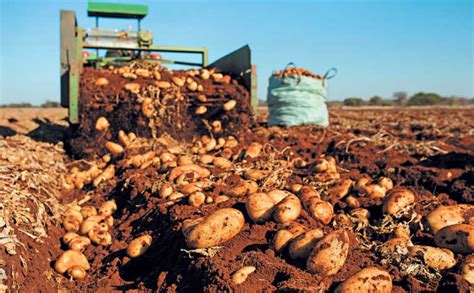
left=0, top=0, right=472, bottom=105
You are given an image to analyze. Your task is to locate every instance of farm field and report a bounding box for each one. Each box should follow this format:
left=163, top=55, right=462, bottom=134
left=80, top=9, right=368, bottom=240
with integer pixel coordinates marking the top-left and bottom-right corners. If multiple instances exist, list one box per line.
left=1, top=103, right=472, bottom=292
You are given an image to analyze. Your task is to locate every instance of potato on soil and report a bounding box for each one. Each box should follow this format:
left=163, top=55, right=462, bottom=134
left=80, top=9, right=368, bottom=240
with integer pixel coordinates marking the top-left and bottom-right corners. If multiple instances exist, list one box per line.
left=461, top=254, right=474, bottom=285
left=169, top=164, right=210, bottom=181
left=273, top=194, right=302, bottom=223
left=95, top=116, right=109, bottom=131
left=68, top=236, right=91, bottom=252
left=434, top=224, right=474, bottom=253
left=232, top=266, right=256, bottom=285
left=183, top=208, right=245, bottom=249
left=127, top=235, right=153, bottom=258
left=305, top=198, right=334, bottom=225
left=327, top=179, right=353, bottom=200
left=408, top=245, right=456, bottom=270
left=288, top=229, right=324, bottom=259
left=54, top=250, right=90, bottom=274
left=63, top=208, right=84, bottom=232
left=426, top=204, right=474, bottom=234
left=335, top=267, right=392, bottom=293
left=246, top=193, right=276, bottom=223
left=383, top=189, right=415, bottom=215
left=245, top=142, right=263, bottom=159
left=272, top=222, right=306, bottom=252
left=307, top=229, right=350, bottom=276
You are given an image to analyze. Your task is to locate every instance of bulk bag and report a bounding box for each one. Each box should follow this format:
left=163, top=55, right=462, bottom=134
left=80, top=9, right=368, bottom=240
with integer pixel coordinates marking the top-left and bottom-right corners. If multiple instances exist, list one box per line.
left=267, top=66, right=336, bottom=127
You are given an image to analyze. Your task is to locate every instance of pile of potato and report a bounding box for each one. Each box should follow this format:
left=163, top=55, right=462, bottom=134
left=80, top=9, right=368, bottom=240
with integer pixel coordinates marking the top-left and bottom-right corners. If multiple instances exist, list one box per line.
left=272, top=66, right=323, bottom=80
left=58, top=121, right=474, bottom=289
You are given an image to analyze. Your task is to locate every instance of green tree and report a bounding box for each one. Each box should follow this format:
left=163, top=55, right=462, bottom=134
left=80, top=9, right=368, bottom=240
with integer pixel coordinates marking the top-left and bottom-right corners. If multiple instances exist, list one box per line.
left=408, top=92, right=442, bottom=106
left=41, top=100, right=60, bottom=108
left=369, top=96, right=383, bottom=106
left=343, top=97, right=365, bottom=107
left=393, top=91, right=408, bottom=107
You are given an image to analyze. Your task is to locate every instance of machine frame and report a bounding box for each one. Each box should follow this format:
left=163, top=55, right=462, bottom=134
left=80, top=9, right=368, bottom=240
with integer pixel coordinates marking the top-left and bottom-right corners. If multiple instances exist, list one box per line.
left=60, top=3, right=257, bottom=123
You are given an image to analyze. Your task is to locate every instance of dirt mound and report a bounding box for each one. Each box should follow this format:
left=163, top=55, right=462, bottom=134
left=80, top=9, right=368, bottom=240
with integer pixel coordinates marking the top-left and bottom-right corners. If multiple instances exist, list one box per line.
left=68, top=65, right=254, bottom=159
left=52, top=108, right=473, bottom=292
left=0, top=136, right=68, bottom=291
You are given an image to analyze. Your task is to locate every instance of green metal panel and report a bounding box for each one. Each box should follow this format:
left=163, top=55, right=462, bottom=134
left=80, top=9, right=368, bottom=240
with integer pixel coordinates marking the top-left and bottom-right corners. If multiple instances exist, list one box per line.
left=88, top=2, right=148, bottom=19
left=68, top=27, right=83, bottom=124
left=60, top=10, right=76, bottom=108
left=208, top=45, right=258, bottom=114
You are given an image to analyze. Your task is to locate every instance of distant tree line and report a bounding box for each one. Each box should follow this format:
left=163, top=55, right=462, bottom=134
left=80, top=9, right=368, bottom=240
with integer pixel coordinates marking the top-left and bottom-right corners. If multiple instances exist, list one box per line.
left=0, top=100, right=61, bottom=108
left=338, top=92, right=474, bottom=107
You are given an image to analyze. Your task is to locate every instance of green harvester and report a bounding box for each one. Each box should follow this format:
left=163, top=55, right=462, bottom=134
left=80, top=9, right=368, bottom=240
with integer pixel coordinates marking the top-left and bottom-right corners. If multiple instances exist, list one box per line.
left=60, top=2, right=257, bottom=123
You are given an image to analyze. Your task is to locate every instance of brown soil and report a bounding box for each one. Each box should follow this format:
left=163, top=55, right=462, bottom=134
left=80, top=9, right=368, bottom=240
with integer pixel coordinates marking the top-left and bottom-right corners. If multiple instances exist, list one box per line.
left=2, top=68, right=473, bottom=292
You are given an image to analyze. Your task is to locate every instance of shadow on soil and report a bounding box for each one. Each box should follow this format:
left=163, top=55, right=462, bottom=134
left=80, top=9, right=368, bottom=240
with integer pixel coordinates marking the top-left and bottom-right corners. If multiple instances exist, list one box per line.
left=27, top=118, right=69, bottom=144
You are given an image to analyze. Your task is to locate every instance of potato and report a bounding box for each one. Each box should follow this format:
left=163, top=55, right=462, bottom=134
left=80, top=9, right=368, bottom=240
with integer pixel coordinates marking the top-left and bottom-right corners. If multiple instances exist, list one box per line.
left=327, top=179, right=353, bottom=200
left=307, top=230, right=349, bottom=276
left=94, top=77, right=109, bottom=86
left=272, top=222, right=306, bottom=252
left=335, top=267, right=392, bottom=293
left=408, top=245, right=456, bottom=270
left=232, top=266, right=256, bottom=285
left=273, top=195, right=302, bottom=223
left=169, top=164, right=210, bottom=181
left=105, top=141, right=124, bottom=155
left=223, top=100, right=237, bottom=111
left=363, top=184, right=386, bottom=199
left=288, top=229, right=324, bottom=259
left=54, top=250, right=90, bottom=274
left=267, top=189, right=291, bottom=203
left=378, top=177, right=393, bottom=191
left=461, top=254, right=474, bottom=285
left=245, top=143, right=263, bottom=159
left=244, top=169, right=268, bottom=180
left=426, top=204, right=474, bottom=234
left=93, top=164, right=115, bottom=187
left=127, top=235, right=152, bottom=258
left=229, top=180, right=258, bottom=197
left=95, top=116, right=109, bottom=131
left=246, top=193, right=276, bottom=223
left=379, top=237, right=410, bottom=255
left=68, top=236, right=91, bottom=252
left=305, top=198, right=334, bottom=225
left=183, top=208, right=245, bottom=249
left=434, top=224, right=474, bottom=253
left=213, top=157, right=232, bottom=169
left=383, top=189, right=415, bottom=215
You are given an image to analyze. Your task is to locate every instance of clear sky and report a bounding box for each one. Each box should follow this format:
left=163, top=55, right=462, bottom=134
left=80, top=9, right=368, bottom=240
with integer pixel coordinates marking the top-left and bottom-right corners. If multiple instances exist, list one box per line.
left=0, top=0, right=472, bottom=105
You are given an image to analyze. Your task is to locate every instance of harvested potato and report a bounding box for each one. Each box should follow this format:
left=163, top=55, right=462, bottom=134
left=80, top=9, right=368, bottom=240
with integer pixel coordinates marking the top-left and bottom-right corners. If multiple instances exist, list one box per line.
left=461, top=254, right=474, bottom=285
left=127, top=235, right=152, bottom=258
left=305, top=198, right=334, bottom=225
left=106, top=141, right=124, bottom=155
left=188, top=191, right=206, bottom=208
left=68, top=236, right=91, bottom=252
left=93, top=165, right=115, bottom=187
left=327, top=179, right=353, bottom=200
left=335, top=267, right=392, bottom=293
left=99, top=200, right=117, bottom=217
left=246, top=193, right=276, bottom=223
left=434, top=224, right=474, bottom=253
left=223, top=100, right=237, bottom=111
left=67, top=265, right=87, bottom=279
left=80, top=206, right=97, bottom=219
left=89, top=229, right=112, bottom=246
left=232, top=266, right=256, bottom=285
left=383, top=189, right=415, bottom=215
left=183, top=208, right=245, bottom=249
left=62, top=232, right=80, bottom=245
left=426, top=204, right=474, bottom=234
left=63, top=208, right=84, bottom=232
left=95, top=116, right=109, bottom=131
left=288, top=229, right=324, bottom=259
left=245, top=143, right=263, bottom=158
left=307, top=230, right=350, bottom=276
left=267, top=189, right=291, bottom=203
left=169, top=164, right=210, bottom=181
left=54, top=250, right=90, bottom=274
left=273, top=195, right=302, bottom=223
left=408, top=245, right=456, bottom=270
left=229, top=180, right=258, bottom=197
left=272, top=222, right=306, bottom=252
left=94, top=77, right=109, bottom=86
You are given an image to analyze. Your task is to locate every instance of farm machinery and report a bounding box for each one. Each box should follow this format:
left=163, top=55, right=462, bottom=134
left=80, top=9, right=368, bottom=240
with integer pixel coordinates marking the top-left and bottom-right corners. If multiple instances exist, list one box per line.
left=60, top=2, right=257, bottom=123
